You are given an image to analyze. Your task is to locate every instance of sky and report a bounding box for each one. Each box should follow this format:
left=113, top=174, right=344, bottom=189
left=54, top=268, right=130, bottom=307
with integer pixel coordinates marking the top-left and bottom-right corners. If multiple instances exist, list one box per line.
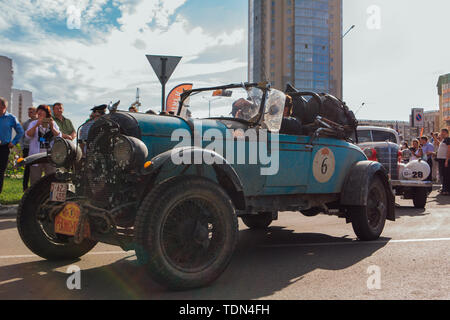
left=0, top=0, right=449, bottom=128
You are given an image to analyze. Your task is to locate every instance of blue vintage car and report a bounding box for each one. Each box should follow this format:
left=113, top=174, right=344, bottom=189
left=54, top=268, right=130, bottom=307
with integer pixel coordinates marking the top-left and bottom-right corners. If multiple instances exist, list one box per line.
left=17, top=82, right=395, bottom=290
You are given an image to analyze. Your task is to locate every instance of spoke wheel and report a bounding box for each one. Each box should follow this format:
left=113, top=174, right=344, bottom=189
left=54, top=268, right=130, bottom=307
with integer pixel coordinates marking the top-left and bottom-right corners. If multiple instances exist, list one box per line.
left=135, top=177, right=238, bottom=290
left=161, top=198, right=225, bottom=273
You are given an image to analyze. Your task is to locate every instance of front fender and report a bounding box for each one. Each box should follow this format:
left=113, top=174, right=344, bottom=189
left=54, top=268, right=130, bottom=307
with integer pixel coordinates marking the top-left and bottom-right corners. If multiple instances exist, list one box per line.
left=142, top=147, right=245, bottom=209
left=17, top=152, right=50, bottom=167
left=341, top=161, right=396, bottom=221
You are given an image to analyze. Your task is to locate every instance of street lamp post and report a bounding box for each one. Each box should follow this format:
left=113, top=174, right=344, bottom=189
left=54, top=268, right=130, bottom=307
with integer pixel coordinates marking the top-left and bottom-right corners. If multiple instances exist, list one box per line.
left=341, top=25, right=355, bottom=101
left=203, top=96, right=222, bottom=118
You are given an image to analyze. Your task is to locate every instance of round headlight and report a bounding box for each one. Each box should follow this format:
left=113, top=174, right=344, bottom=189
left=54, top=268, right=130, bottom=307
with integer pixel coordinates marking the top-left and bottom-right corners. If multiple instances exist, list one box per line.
left=113, top=135, right=148, bottom=170
left=113, top=135, right=133, bottom=168
left=50, top=138, right=82, bottom=167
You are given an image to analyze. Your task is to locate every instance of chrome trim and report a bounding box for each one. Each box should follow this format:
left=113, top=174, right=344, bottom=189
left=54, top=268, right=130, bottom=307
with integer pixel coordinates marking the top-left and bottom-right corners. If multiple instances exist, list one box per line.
left=391, top=180, right=433, bottom=187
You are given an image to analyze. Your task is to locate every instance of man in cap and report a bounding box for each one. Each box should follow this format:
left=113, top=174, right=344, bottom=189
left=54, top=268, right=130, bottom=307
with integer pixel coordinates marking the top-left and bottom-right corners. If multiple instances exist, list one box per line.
left=79, top=105, right=107, bottom=154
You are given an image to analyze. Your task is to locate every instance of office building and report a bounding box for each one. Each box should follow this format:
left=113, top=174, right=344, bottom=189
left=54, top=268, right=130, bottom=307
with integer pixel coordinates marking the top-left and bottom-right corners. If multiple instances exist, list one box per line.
left=0, top=56, right=13, bottom=112
left=248, top=0, right=343, bottom=98
left=437, top=73, right=450, bottom=130
left=12, top=89, right=33, bottom=123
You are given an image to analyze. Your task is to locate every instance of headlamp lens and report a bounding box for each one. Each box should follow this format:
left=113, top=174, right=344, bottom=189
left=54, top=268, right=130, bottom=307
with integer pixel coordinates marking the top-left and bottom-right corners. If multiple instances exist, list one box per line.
left=114, top=136, right=133, bottom=168
left=51, top=139, right=69, bottom=166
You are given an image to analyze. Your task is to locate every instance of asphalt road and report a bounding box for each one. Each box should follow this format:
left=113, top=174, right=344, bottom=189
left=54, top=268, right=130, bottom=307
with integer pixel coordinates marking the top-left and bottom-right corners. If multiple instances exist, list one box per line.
left=0, top=191, right=449, bottom=300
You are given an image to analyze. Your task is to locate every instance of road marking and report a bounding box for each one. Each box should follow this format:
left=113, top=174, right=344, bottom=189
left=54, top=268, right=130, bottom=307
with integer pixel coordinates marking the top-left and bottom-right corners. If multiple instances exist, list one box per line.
left=0, top=278, right=23, bottom=285
left=259, top=237, right=450, bottom=248
left=0, top=251, right=133, bottom=260
left=0, top=238, right=449, bottom=259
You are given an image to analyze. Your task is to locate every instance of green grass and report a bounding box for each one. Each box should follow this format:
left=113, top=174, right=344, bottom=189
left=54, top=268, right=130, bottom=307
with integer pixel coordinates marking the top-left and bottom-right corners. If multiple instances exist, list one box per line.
left=0, top=177, right=24, bottom=205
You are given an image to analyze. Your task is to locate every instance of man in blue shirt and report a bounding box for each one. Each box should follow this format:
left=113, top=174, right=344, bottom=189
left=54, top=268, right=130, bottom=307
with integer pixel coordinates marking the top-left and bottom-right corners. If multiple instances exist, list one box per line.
left=0, top=97, right=24, bottom=194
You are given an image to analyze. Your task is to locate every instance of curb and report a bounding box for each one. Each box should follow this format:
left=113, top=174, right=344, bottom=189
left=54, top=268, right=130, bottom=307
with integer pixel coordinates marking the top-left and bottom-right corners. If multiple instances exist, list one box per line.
left=0, top=205, right=18, bottom=217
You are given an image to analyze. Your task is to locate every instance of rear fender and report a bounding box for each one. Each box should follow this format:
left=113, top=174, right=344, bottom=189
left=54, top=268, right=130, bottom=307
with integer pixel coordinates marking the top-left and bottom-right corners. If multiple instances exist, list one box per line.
left=341, top=161, right=396, bottom=221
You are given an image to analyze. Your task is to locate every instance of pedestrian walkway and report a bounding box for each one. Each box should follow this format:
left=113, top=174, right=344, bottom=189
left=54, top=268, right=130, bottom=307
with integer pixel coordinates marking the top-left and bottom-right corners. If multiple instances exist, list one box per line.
left=0, top=205, right=18, bottom=217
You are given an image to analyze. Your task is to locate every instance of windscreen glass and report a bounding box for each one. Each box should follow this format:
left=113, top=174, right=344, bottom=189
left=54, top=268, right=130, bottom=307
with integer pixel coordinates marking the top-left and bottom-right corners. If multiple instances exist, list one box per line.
left=180, top=87, right=263, bottom=121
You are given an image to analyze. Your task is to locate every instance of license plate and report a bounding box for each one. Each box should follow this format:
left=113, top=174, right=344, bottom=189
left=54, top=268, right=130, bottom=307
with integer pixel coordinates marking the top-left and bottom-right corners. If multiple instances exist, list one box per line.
left=54, top=203, right=90, bottom=237
left=50, top=183, right=68, bottom=202
left=50, top=183, right=75, bottom=202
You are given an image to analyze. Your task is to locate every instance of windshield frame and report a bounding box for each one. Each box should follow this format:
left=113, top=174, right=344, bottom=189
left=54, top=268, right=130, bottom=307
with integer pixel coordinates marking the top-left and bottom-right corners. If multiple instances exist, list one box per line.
left=177, top=82, right=270, bottom=126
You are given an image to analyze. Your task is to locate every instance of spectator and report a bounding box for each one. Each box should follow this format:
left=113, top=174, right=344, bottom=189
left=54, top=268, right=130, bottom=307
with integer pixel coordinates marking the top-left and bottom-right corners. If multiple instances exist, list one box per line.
left=129, top=106, right=138, bottom=113
left=52, top=102, right=76, bottom=140
left=20, top=107, right=37, bottom=191
left=401, top=142, right=412, bottom=163
left=409, top=139, right=423, bottom=161
left=432, top=132, right=441, bottom=183
left=0, top=97, right=24, bottom=195
left=437, top=129, right=450, bottom=195
left=420, top=136, right=434, bottom=182
left=26, top=105, right=61, bottom=185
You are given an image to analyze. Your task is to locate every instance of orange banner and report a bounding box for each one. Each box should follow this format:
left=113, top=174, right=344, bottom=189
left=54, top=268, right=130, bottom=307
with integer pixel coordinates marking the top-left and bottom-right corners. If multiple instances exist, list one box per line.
left=166, top=83, right=193, bottom=114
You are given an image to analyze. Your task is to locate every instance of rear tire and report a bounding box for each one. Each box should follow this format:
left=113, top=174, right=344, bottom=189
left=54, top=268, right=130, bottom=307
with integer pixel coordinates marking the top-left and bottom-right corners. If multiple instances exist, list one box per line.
left=241, top=212, right=273, bottom=230
left=134, top=177, right=238, bottom=290
left=17, top=174, right=97, bottom=261
left=349, top=176, right=388, bottom=241
left=412, top=187, right=428, bottom=209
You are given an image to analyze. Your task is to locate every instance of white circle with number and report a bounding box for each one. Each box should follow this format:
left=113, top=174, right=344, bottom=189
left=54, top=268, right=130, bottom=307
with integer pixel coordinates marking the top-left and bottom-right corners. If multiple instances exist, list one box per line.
left=313, top=148, right=336, bottom=183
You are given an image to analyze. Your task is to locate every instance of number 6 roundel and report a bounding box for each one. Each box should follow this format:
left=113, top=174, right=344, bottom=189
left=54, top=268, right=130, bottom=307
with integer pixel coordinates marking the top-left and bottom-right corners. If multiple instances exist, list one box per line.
left=313, top=148, right=336, bottom=183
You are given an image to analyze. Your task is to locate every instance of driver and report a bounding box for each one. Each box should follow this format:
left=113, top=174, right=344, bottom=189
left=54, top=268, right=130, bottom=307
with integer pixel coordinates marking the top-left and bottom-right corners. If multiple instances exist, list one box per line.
left=231, top=98, right=257, bottom=120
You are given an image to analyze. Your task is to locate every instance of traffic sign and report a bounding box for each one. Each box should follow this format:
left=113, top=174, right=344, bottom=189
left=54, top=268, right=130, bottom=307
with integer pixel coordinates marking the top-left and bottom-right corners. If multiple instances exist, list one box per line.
left=146, top=55, right=182, bottom=112
left=412, top=108, right=424, bottom=128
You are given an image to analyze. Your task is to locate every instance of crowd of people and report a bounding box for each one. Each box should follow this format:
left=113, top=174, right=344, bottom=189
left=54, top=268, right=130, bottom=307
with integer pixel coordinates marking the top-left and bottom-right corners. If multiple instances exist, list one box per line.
left=400, top=129, right=450, bottom=195
left=0, top=97, right=76, bottom=197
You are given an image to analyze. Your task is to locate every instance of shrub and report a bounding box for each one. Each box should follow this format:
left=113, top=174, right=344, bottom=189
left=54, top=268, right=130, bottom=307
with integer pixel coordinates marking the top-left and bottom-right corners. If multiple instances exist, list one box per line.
left=5, top=144, right=25, bottom=178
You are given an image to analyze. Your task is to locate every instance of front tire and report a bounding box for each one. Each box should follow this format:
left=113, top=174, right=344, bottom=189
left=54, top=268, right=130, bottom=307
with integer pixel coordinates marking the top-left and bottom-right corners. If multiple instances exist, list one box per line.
left=17, top=174, right=97, bottom=260
left=349, top=176, right=388, bottom=241
left=134, top=177, right=238, bottom=290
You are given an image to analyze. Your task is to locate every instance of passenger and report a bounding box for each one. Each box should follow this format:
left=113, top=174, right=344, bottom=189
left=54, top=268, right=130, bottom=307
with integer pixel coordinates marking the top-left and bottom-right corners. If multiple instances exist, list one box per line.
left=280, top=95, right=303, bottom=135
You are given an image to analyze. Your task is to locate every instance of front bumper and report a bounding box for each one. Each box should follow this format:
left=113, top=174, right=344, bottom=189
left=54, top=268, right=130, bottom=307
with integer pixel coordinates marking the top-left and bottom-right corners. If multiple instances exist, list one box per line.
left=391, top=180, right=433, bottom=188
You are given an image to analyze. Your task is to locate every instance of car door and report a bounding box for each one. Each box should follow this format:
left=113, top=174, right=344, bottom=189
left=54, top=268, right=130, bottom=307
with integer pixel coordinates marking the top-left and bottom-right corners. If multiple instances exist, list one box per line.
left=263, top=133, right=313, bottom=195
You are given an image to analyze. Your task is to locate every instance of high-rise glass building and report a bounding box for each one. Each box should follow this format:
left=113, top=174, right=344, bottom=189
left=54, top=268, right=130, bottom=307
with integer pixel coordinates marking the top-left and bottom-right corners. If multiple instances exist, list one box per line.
left=248, top=0, right=342, bottom=99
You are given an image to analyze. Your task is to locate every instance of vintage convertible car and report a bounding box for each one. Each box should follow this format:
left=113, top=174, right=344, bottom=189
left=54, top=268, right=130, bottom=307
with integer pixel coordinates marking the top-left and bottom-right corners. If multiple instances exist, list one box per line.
left=17, top=82, right=395, bottom=290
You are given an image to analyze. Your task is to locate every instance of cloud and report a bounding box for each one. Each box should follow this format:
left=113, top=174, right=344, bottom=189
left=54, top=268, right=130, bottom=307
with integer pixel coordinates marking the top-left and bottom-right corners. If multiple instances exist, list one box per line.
left=0, top=0, right=247, bottom=127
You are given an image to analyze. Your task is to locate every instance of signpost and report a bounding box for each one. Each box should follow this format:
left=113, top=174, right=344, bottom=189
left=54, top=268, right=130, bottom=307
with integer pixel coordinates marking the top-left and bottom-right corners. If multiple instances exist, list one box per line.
left=411, top=108, right=425, bottom=138
left=146, top=55, right=182, bottom=112
left=412, top=108, right=424, bottom=128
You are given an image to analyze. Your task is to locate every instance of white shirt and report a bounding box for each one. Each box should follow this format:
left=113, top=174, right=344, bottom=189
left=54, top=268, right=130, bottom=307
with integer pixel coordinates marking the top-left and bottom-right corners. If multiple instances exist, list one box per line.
left=26, top=120, right=62, bottom=156
left=437, top=138, right=450, bottom=160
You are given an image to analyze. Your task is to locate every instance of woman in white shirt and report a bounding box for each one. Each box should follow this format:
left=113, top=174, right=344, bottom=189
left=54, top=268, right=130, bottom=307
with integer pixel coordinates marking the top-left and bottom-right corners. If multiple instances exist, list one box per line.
left=26, top=105, right=61, bottom=185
